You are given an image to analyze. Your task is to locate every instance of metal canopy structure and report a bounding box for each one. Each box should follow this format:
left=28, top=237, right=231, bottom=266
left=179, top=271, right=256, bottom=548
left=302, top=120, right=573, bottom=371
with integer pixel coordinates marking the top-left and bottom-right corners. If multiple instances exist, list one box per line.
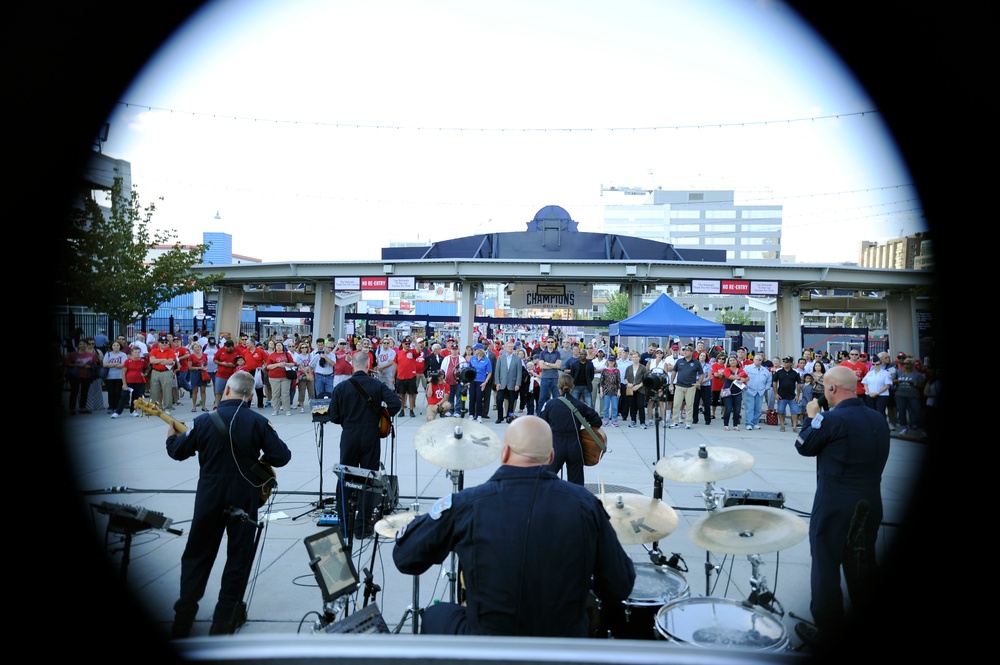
left=192, top=258, right=932, bottom=293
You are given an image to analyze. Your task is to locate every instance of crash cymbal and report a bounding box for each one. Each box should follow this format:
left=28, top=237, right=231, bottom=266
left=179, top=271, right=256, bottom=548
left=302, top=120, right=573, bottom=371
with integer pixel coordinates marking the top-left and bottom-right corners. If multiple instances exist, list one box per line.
left=374, top=511, right=420, bottom=540
left=688, top=505, right=808, bottom=555
left=600, top=493, right=679, bottom=545
left=413, top=418, right=503, bottom=470
left=655, top=445, right=755, bottom=483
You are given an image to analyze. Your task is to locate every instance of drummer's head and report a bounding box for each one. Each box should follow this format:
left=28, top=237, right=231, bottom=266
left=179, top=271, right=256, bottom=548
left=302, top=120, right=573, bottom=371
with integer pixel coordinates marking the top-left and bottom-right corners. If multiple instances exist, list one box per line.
left=352, top=350, right=371, bottom=371
left=502, top=416, right=554, bottom=467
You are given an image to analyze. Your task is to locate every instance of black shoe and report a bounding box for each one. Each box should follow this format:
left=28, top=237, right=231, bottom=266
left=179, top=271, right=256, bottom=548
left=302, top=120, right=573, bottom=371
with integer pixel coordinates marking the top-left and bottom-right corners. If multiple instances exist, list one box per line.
left=495, top=419, right=504, bottom=424
left=409, top=409, right=416, bottom=417
left=171, top=621, right=193, bottom=639
left=794, top=622, right=822, bottom=649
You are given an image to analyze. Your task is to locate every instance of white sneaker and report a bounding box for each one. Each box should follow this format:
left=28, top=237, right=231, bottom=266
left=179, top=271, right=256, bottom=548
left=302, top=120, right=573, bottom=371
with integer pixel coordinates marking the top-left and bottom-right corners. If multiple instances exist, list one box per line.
left=272, top=411, right=278, bottom=416
left=286, top=411, right=292, bottom=416
left=110, top=413, right=119, bottom=419
left=299, top=407, right=305, bottom=413
left=131, top=412, right=140, bottom=418
left=685, top=424, right=691, bottom=430
left=477, top=416, right=483, bottom=423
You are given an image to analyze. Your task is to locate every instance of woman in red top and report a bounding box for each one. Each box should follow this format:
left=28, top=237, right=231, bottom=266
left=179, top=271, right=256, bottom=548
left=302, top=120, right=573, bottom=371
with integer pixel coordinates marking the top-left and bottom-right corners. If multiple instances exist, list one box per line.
left=186, top=341, right=210, bottom=412
left=113, top=346, right=149, bottom=417
left=266, top=340, right=297, bottom=416
left=721, top=356, right=748, bottom=431
left=710, top=352, right=728, bottom=420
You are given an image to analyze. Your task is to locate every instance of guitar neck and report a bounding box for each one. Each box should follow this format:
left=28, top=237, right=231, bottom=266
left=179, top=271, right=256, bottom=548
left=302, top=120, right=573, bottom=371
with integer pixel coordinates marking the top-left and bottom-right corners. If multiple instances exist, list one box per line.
left=158, top=412, right=188, bottom=433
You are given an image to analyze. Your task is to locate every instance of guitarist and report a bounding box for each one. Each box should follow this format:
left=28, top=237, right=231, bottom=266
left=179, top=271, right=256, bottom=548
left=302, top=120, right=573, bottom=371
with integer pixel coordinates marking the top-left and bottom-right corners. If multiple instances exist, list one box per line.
left=165, top=371, right=292, bottom=638
left=329, top=350, right=402, bottom=539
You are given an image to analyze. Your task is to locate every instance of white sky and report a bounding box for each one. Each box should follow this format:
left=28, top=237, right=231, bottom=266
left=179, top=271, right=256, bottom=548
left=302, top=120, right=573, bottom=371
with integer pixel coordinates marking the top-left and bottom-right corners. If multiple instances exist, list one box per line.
left=101, top=0, right=924, bottom=264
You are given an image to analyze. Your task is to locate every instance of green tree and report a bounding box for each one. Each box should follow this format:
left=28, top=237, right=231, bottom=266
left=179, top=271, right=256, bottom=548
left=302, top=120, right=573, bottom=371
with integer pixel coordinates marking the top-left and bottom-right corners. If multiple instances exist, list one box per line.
left=60, top=176, right=224, bottom=331
left=603, top=292, right=630, bottom=321
left=716, top=308, right=754, bottom=325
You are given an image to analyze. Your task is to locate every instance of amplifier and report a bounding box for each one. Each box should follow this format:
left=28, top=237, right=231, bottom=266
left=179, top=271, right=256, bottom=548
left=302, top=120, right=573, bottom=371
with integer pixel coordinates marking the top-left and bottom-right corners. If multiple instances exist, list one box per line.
left=723, top=489, right=785, bottom=508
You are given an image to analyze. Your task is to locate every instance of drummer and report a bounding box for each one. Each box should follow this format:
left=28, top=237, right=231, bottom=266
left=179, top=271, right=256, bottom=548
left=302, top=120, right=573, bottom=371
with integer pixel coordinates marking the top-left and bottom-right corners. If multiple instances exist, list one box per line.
left=392, top=415, right=635, bottom=636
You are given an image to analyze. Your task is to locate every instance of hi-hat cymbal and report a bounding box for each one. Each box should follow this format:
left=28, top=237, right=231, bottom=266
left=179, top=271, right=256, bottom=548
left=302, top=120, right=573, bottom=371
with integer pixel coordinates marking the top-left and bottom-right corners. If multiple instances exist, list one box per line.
left=688, top=505, right=808, bottom=554
left=374, top=511, right=420, bottom=540
left=655, top=446, right=755, bottom=483
left=413, top=417, right=503, bottom=470
left=600, top=493, right=679, bottom=545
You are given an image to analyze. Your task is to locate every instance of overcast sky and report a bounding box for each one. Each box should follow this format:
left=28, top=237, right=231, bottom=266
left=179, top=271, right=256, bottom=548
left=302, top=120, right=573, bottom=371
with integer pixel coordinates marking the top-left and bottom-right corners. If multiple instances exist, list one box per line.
left=100, top=0, right=924, bottom=265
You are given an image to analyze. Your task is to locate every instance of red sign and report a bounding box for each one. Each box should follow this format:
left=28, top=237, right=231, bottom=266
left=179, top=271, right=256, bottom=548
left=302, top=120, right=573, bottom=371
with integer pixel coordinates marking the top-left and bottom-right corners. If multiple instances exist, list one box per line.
left=360, top=276, right=388, bottom=290
left=720, top=280, right=751, bottom=294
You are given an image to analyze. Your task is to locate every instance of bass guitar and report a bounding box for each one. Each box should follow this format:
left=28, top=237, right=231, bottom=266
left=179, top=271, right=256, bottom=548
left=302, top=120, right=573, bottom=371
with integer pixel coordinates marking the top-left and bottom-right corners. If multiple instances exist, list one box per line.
left=134, top=397, right=277, bottom=503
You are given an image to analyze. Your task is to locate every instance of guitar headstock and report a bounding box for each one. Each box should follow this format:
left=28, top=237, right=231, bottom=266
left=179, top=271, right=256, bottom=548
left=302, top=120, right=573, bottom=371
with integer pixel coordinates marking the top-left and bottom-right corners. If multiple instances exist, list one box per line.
left=133, top=397, right=163, bottom=418
left=133, top=397, right=162, bottom=418
left=133, top=397, right=188, bottom=433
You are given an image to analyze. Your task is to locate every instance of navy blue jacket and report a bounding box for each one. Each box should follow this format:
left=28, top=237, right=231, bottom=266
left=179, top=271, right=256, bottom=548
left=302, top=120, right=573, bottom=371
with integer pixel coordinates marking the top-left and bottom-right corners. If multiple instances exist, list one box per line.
left=393, top=465, right=635, bottom=636
left=330, top=371, right=402, bottom=469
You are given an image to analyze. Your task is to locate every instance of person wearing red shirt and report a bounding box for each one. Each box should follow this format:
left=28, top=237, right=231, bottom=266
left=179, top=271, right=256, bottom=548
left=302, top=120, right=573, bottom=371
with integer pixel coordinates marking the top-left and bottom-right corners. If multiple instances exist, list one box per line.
left=242, top=338, right=269, bottom=407
left=171, top=338, right=191, bottom=405
left=332, top=338, right=354, bottom=388
left=212, top=340, right=240, bottom=409
left=839, top=350, right=868, bottom=397
left=395, top=338, right=424, bottom=417
left=113, top=346, right=149, bottom=417
left=265, top=340, right=297, bottom=416
left=148, top=336, right=177, bottom=413
left=709, top=352, right=728, bottom=420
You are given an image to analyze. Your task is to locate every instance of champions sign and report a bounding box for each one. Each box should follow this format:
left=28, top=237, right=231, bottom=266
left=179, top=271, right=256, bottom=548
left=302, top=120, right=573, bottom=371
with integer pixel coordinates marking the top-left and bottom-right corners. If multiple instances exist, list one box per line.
left=509, top=284, right=592, bottom=310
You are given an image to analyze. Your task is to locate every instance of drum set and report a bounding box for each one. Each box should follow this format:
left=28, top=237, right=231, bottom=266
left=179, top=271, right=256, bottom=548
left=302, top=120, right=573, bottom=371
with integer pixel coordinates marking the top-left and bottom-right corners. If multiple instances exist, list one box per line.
left=374, top=417, right=504, bottom=633
left=592, top=443, right=807, bottom=650
left=370, top=415, right=807, bottom=651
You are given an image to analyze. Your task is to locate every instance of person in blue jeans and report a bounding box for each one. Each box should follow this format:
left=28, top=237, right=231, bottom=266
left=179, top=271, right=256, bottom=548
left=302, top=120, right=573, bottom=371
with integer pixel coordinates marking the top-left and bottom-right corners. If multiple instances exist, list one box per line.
left=742, top=354, right=771, bottom=430
left=536, top=338, right=562, bottom=410
left=599, top=357, right=621, bottom=426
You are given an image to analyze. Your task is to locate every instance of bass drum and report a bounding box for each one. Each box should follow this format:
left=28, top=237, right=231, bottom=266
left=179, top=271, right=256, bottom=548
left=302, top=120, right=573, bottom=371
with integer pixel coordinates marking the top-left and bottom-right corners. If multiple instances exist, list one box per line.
left=654, top=597, right=789, bottom=651
left=600, top=563, right=689, bottom=639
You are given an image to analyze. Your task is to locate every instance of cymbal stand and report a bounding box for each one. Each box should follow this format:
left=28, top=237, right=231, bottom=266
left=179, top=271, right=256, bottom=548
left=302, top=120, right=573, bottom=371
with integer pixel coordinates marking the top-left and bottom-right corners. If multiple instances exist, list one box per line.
left=746, top=554, right=784, bottom=616
left=698, top=480, right=725, bottom=596
left=445, top=468, right=464, bottom=603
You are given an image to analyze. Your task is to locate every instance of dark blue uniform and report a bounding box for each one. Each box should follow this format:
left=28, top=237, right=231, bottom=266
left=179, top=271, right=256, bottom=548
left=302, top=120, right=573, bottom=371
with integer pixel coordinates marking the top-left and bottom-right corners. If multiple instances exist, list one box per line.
left=393, top=464, right=635, bottom=636
left=329, top=370, right=402, bottom=470
left=795, top=397, right=889, bottom=637
left=538, top=394, right=602, bottom=485
left=166, top=398, right=291, bottom=635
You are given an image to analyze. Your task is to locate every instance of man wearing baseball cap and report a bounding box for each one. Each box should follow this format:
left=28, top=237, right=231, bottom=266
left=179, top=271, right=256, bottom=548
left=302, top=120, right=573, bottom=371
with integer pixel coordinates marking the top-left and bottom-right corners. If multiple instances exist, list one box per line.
left=773, top=356, right=802, bottom=432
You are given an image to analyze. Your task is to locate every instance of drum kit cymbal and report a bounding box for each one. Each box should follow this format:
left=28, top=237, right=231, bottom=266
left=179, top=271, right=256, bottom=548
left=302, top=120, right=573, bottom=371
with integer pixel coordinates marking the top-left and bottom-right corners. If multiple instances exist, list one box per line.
left=412, top=418, right=503, bottom=470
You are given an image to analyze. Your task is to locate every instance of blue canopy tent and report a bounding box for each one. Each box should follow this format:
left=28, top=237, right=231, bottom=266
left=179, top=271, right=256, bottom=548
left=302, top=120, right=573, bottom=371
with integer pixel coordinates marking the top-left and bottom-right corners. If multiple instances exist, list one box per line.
left=608, top=293, right=726, bottom=339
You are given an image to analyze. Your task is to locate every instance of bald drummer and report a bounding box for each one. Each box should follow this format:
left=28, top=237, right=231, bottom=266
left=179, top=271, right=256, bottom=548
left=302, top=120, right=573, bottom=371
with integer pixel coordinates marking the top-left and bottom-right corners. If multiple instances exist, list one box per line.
left=392, top=415, right=635, bottom=636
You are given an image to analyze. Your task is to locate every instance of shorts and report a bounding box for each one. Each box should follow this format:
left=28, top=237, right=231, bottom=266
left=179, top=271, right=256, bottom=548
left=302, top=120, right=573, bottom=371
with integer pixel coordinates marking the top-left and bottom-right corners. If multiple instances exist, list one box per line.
left=776, top=399, right=800, bottom=415
left=214, top=376, right=229, bottom=393
left=396, top=377, right=417, bottom=395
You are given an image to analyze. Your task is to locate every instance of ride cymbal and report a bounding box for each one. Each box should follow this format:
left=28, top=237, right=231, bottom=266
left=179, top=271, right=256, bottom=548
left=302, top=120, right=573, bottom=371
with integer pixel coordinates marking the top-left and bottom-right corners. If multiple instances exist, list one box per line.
left=688, top=505, right=807, bottom=554
left=601, top=493, right=680, bottom=545
left=413, top=418, right=503, bottom=470
left=655, top=445, right=755, bottom=483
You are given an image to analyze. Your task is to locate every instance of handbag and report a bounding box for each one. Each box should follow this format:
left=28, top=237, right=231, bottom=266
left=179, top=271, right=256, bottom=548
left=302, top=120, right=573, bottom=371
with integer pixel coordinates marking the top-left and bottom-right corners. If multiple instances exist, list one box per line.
left=283, top=353, right=296, bottom=380
left=558, top=397, right=607, bottom=466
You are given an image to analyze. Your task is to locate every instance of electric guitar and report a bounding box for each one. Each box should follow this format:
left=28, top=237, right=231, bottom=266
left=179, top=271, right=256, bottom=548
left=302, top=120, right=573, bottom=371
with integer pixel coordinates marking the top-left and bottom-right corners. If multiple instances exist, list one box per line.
left=134, top=397, right=277, bottom=502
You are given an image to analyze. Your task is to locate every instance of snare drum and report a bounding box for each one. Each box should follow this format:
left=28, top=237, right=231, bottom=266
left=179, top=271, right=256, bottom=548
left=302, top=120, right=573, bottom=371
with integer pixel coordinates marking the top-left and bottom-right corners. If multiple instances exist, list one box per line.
left=654, top=597, right=789, bottom=651
left=600, top=563, right=689, bottom=639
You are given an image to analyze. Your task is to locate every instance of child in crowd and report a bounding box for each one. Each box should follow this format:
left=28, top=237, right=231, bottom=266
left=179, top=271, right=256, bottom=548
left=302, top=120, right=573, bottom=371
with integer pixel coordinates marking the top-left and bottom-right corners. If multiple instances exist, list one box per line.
left=799, top=373, right=815, bottom=411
